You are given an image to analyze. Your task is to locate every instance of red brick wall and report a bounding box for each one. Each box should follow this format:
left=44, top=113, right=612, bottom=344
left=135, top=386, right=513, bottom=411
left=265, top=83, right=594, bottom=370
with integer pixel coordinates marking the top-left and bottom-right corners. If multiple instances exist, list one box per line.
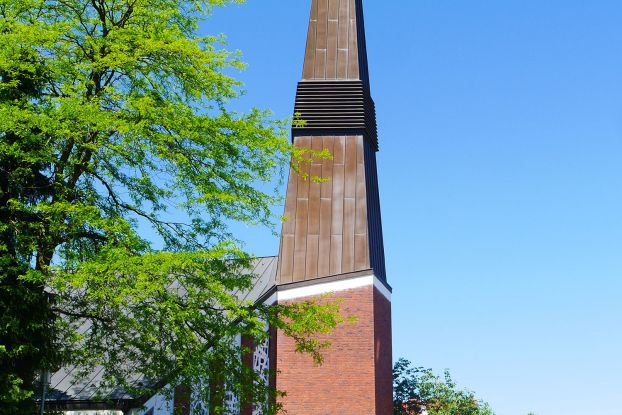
left=241, top=335, right=254, bottom=415
left=374, top=287, right=393, bottom=415
left=275, top=284, right=392, bottom=414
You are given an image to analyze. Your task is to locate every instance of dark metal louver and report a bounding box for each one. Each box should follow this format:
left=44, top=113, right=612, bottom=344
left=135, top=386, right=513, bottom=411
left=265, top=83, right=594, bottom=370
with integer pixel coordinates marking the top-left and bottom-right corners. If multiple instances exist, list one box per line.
left=292, top=80, right=379, bottom=151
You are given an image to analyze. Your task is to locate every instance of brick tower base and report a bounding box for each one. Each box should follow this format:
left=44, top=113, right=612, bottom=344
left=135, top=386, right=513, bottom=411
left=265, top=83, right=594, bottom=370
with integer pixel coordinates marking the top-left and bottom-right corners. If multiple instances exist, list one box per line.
left=274, top=276, right=392, bottom=415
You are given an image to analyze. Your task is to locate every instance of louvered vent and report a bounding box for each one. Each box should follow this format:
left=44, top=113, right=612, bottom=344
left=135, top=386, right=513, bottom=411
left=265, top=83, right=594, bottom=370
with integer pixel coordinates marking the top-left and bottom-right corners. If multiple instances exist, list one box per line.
left=293, top=80, right=378, bottom=151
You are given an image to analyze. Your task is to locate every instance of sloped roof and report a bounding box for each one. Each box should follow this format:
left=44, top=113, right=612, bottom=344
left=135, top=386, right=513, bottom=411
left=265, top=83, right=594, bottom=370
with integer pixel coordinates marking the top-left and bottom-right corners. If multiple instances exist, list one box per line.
left=46, top=256, right=278, bottom=408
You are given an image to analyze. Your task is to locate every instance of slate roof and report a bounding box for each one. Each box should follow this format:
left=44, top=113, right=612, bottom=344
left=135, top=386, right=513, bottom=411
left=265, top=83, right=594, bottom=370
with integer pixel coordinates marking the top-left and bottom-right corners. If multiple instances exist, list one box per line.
left=46, top=256, right=278, bottom=407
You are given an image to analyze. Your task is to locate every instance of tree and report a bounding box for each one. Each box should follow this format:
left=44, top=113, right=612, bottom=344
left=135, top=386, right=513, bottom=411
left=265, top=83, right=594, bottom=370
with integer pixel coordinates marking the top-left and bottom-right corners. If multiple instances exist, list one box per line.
left=393, top=358, right=495, bottom=415
left=0, top=0, right=337, bottom=413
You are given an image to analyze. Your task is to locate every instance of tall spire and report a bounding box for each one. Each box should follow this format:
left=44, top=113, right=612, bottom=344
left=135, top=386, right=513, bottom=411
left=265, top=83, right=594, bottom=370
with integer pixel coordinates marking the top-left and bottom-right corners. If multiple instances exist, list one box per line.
left=274, top=3, right=393, bottom=413
left=277, top=0, right=386, bottom=286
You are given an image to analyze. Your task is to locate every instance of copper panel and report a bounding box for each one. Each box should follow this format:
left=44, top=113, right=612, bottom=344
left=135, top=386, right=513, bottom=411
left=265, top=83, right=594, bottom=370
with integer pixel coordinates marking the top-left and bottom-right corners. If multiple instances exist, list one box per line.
left=277, top=135, right=384, bottom=284
left=333, top=135, right=345, bottom=164
left=305, top=234, right=319, bottom=279
left=312, top=134, right=325, bottom=157
left=331, top=163, right=344, bottom=235
left=282, top=168, right=298, bottom=235
left=354, top=233, right=370, bottom=270
left=326, top=0, right=339, bottom=79
left=314, top=0, right=328, bottom=79
left=338, top=0, right=349, bottom=49
left=355, top=166, right=368, bottom=235
left=279, top=235, right=295, bottom=283
left=348, top=10, right=359, bottom=79
left=316, top=0, right=328, bottom=43
left=295, top=137, right=311, bottom=201
left=344, top=136, right=357, bottom=198
left=326, top=20, right=338, bottom=79
left=310, top=1, right=319, bottom=34
left=293, top=132, right=310, bottom=282
left=356, top=133, right=364, bottom=164
left=337, top=49, right=348, bottom=80
left=314, top=50, right=327, bottom=80
left=342, top=197, right=355, bottom=273
left=293, top=199, right=309, bottom=282
left=321, top=136, right=334, bottom=199
left=329, top=235, right=343, bottom=275
left=328, top=0, right=339, bottom=19
left=337, top=0, right=349, bottom=79
left=318, top=198, right=332, bottom=277
left=308, top=164, right=322, bottom=235
left=302, top=0, right=318, bottom=79
left=277, top=134, right=383, bottom=284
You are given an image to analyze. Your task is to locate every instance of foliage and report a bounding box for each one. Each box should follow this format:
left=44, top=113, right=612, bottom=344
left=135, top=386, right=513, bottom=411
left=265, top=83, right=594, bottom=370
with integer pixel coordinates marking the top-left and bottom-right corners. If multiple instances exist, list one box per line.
left=0, top=0, right=337, bottom=413
left=393, top=358, right=495, bottom=415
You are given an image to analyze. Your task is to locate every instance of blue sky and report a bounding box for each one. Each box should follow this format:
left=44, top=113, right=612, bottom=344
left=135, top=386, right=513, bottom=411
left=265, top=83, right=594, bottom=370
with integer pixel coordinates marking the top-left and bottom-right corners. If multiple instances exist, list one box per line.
left=203, top=2, right=622, bottom=414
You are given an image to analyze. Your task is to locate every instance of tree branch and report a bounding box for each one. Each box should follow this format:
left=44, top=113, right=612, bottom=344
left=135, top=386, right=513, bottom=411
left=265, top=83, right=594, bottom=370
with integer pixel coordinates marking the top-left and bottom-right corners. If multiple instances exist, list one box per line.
left=52, top=307, right=114, bottom=324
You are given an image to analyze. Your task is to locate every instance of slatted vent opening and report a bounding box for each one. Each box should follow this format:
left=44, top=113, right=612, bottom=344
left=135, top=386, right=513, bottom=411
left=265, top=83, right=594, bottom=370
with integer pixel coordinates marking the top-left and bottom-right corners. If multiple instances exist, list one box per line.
left=293, top=80, right=378, bottom=151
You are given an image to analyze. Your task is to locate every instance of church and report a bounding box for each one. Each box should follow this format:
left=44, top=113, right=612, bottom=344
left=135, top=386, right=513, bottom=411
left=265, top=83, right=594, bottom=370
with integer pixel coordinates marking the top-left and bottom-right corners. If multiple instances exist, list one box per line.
left=46, top=0, right=393, bottom=413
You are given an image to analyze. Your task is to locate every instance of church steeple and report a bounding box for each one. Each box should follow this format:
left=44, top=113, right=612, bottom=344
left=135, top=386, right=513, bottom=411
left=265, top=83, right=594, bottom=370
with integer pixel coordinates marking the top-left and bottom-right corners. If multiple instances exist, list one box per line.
left=277, top=0, right=386, bottom=286
left=274, top=3, right=393, bottom=413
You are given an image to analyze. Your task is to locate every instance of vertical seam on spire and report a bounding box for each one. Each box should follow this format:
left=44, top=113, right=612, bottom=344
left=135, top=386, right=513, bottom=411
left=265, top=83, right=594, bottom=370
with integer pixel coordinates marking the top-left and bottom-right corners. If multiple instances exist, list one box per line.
left=309, top=0, right=319, bottom=79
left=336, top=0, right=343, bottom=80
left=324, top=0, right=329, bottom=79
left=305, top=142, right=312, bottom=281
left=329, top=0, right=338, bottom=79
left=336, top=0, right=340, bottom=78
left=346, top=0, right=350, bottom=79
left=330, top=137, right=335, bottom=275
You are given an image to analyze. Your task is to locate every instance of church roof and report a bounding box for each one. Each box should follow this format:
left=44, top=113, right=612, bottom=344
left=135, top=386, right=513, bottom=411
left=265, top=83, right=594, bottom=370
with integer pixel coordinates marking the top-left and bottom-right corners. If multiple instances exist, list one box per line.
left=45, top=256, right=278, bottom=410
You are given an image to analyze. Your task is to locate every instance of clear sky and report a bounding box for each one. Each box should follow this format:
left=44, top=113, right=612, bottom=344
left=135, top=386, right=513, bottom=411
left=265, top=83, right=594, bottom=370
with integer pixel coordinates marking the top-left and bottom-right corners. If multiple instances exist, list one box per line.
left=203, top=2, right=622, bottom=414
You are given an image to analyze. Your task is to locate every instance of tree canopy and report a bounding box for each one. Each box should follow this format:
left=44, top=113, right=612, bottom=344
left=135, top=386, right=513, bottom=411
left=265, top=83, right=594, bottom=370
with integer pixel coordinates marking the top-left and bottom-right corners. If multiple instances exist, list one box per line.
left=393, top=358, right=496, bottom=415
left=0, top=0, right=337, bottom=413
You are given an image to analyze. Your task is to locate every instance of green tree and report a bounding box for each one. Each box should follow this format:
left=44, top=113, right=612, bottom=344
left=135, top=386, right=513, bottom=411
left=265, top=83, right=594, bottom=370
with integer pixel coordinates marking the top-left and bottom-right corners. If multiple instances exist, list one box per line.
left=0, top=36, right=60, bottom=414
left=393, top=358, right=495, bottom=415
left=0, top=0, right=336, bottom=413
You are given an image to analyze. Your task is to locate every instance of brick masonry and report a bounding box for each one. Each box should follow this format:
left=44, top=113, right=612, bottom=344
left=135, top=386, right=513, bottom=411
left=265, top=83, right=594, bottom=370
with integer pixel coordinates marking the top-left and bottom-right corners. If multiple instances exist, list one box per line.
left=275, top=284, right=392, bottom=414
left=374, top=288, right=393, bottom=415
